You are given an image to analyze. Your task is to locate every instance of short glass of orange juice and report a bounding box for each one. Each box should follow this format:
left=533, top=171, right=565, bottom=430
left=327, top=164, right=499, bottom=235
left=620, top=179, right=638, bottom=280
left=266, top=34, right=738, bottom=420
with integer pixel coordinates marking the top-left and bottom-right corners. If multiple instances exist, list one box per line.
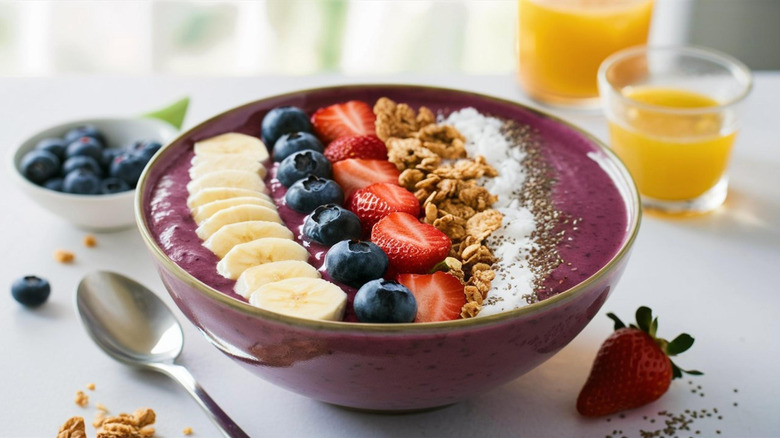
left=599, top=46, right=752, bottom=214
left=517, top=0, right=654, bottom=108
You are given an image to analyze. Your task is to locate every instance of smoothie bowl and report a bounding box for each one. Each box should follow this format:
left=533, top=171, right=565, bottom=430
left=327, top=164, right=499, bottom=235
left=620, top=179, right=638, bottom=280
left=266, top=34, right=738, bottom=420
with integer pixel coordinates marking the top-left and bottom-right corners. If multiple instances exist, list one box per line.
left=136, top=85, right=640, bottom=411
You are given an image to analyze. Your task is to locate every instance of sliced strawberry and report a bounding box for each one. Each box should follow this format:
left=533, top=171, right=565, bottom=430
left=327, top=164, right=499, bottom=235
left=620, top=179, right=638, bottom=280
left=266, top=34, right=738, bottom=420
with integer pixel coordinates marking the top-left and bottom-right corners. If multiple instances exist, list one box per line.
left=349, top=183, right=420, bottom=234
left=310, top=100, right=377, bottom=143
left=371, top=212, right=451, bottom=274
left=396, top=272, right=465, bottom=322
left=324, top=135, right=387, bottom=162
left=332, top=158, right=400, bottom=199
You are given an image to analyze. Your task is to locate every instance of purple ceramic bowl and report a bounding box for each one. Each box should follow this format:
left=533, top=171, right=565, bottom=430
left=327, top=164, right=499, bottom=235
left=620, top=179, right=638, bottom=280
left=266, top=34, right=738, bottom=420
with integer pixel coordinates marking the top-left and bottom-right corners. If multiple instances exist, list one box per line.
left=136, top=85, right=641, bottom=412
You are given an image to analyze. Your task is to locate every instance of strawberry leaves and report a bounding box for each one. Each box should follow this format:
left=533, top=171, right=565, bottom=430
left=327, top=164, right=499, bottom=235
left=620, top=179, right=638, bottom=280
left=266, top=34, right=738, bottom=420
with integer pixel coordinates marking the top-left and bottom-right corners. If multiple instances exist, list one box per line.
left=608, top=306, right=702, bottom=380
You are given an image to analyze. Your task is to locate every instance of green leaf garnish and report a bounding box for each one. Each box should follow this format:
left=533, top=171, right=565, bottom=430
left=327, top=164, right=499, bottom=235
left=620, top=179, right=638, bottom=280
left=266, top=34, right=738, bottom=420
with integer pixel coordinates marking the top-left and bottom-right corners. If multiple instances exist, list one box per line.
left=143, top=96, right=190, bottom=129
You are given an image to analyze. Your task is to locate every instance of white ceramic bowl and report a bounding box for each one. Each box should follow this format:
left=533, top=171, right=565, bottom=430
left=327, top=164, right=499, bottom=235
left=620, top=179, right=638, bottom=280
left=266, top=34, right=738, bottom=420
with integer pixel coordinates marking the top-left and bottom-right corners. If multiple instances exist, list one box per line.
left=11, top=118, right=178, bottom=231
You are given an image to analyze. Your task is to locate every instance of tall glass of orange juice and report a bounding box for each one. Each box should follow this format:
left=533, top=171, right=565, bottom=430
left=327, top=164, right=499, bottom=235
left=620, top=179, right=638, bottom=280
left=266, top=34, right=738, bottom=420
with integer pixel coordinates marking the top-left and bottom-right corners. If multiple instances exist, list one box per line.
left=599, top=46, right=752, bottom=214
left=517, top=0, right=653, bottom=108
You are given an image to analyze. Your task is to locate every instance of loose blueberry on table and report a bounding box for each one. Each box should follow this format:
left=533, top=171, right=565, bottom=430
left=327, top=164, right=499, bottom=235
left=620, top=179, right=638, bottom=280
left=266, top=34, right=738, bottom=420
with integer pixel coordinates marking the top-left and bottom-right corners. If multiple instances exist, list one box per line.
left=11, top=275, right=51, bottom=307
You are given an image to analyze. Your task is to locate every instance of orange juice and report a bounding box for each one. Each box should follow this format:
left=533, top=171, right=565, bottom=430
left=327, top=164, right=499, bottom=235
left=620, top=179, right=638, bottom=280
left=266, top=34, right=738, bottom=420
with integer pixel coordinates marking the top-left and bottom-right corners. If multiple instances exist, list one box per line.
left=517, top=0, right=653, bottom=105
left=608, top=87, right=736, bottom=200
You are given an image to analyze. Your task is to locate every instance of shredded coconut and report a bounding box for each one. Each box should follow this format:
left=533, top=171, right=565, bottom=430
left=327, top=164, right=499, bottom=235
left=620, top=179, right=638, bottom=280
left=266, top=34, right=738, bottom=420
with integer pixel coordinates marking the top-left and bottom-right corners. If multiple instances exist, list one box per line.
left=443, top=109, right=539, bottom=316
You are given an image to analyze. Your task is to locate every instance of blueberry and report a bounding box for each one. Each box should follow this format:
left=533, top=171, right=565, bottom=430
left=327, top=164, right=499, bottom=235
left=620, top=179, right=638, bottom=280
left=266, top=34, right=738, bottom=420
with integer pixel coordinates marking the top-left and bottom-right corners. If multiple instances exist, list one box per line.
left=63, top=155, right=103, bottom=177
left=284, top=176, right=344, bottom=213
left=20, top=149, right=60, bottom=184
left=100, top=177, right=131, bottom=194
left=261, top=106, right=312, bottom=147
left=43, top=177, right=64, bottom=192
left=64, top=124, right=104, bottom=144
left=65, top=136, right=103, bottom=161
left=354, top=279, right=417, bottom=323
left=277, top=150, right=332, bottom=188
left=303, top=204, right=361, bottom=246
left=100, top=148, right=122, bottom=171
left=35, top=138, right=67, bottom=160
left=11, top=275, right=51, bottom=307
left=325, top=240, right=388, bottom=287
left=109, top=152, right=148, bottom=187
left=131, top=140, right=162, bottom=161
left=273, top=132, right=324, bottom=162
left=63, top=169, right=101, bottom=195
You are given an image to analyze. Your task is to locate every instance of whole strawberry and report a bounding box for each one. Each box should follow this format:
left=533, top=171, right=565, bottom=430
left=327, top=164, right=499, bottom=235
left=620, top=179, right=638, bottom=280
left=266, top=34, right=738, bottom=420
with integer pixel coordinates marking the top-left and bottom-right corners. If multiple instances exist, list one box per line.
left=577, top=306, right=701, bottom=417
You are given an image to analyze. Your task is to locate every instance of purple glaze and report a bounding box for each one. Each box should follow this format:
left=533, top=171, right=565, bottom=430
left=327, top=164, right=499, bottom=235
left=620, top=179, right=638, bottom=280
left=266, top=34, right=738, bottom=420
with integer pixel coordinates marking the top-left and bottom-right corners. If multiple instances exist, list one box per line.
left=138, top=85, right=640, bottom=411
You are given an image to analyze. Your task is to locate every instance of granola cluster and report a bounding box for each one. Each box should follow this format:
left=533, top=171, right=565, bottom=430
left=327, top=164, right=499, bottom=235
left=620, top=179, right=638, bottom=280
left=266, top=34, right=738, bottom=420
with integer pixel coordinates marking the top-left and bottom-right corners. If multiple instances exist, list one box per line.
left=94, top=408, right=156, bottom=438
left=374, top=97, right=504, bottom=318
left=58, top=408, right=156, bottom=438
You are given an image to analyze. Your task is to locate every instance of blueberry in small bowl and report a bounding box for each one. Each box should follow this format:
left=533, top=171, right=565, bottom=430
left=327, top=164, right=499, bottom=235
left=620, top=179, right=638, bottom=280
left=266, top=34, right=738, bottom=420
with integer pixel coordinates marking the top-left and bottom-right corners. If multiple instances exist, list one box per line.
left=11, top=117, right=177, bottom=231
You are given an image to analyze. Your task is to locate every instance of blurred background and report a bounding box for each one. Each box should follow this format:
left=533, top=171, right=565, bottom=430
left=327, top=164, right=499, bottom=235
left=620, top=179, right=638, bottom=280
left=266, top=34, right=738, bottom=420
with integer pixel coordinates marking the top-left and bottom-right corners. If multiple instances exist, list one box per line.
left=0, top=0, right=778, bottom=77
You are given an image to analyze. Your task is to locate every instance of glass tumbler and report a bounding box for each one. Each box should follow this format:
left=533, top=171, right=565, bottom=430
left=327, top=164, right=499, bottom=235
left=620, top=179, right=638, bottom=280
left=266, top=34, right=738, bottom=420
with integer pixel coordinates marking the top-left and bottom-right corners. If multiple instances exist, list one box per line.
left=598, top=45, right=752, bottom=214
left=517, top=0, right=654, bottom=108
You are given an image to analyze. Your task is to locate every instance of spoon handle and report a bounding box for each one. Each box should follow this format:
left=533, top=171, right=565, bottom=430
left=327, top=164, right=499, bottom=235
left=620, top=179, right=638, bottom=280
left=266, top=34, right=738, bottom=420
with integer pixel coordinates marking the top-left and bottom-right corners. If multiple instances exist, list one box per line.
left=152, top=363, right=249, bottom=438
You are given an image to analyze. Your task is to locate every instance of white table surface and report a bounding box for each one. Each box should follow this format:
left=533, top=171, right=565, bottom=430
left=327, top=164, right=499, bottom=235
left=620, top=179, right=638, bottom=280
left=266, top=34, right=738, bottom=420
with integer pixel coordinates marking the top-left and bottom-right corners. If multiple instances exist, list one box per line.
left=1, top=74, right=778, bottom=438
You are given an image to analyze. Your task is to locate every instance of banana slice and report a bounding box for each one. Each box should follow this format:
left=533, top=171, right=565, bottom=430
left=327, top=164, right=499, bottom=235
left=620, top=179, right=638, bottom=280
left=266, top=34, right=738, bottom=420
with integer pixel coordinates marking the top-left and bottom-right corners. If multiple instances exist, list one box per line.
left=249, top=278, right=346, bottom=321
left=196, top=204, right=282, bottom=241
left=193, top=196, right=277, bottom=225
left=235, top=260, right=321, bottom=299
left=187, top=187, right=272, bottom=211
left=194, top=133, right=269, bottom=161
left=187, top=169, right=267, bottom=195
left=190, top=154, right=268, bottom=180
left=203, top=220, right=294, bottom=259
left=217, top=237, right=309, bottom=279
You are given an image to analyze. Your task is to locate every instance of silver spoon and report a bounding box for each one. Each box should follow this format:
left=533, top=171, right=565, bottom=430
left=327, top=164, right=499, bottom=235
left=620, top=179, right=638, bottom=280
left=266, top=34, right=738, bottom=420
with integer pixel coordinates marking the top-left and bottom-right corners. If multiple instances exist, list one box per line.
left=76, top=271, right=249, bottom=438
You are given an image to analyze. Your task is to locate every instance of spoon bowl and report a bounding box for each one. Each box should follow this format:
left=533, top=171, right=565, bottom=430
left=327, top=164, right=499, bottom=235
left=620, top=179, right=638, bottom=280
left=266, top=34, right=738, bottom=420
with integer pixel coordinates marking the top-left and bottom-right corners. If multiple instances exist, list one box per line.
left=76, top=271, right=248, bottom=438
left=77, top=272, right=183, bottom=364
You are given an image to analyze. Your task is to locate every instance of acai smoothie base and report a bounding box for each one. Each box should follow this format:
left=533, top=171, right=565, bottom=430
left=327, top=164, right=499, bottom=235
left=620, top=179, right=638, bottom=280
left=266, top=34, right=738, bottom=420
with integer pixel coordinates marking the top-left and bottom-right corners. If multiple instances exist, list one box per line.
left=145, top=99, right=628, bottom=322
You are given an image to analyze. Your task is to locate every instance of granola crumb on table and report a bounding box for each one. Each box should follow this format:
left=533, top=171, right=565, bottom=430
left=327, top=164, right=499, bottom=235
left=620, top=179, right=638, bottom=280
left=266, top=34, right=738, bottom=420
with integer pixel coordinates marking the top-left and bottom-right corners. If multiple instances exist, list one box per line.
left=75, top=390, right=89, bottom=407
left=83, top=235, right=98, bottom=248
left=54, top=249, right=76, bottom=264
left=374, top=97, right=505, bottom=318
